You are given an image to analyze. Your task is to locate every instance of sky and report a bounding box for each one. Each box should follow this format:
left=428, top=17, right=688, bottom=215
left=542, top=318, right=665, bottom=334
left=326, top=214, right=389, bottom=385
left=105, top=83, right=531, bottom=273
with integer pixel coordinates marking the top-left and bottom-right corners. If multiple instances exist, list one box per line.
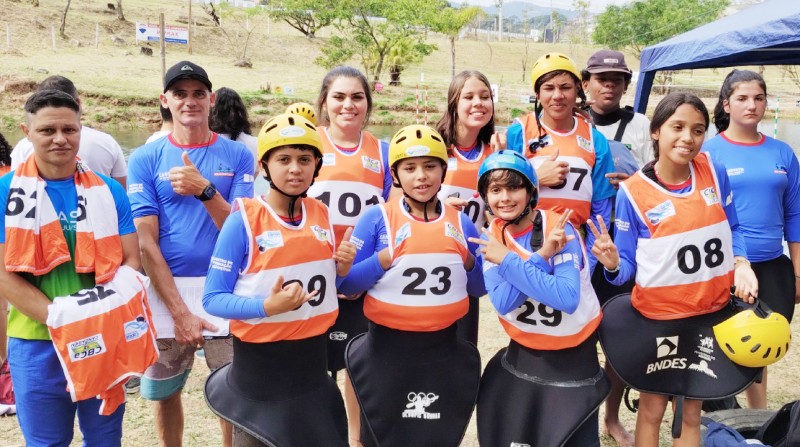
left=463, top=0, right=634, bottom=13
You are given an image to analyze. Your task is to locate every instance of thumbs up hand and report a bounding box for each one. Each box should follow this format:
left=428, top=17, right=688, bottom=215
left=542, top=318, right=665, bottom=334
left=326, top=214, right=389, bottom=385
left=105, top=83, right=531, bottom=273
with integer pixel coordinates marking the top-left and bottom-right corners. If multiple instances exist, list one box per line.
left=536, top=148, right=570, bottom=187
left=334, top=227, right=357, bottom=277
left=169, top=151, right=210, bottom=196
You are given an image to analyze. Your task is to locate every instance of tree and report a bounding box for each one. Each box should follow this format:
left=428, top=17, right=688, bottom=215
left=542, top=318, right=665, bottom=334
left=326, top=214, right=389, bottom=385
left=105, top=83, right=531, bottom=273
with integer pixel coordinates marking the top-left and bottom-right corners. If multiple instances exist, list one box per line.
left=272, top=0, right=336, bottom=38
left=430, top=5, right=484, bottom=79
left=203, top=2, right=267, bottom=65
left=567, top=0, right=590, bottom=45
left=59, top=0, right=72, bottom=38
left=116, top=0, right=125, bottom=21
left=318, top=0, right=444, bottom=84
left=593, top=0, right=729, bottom=58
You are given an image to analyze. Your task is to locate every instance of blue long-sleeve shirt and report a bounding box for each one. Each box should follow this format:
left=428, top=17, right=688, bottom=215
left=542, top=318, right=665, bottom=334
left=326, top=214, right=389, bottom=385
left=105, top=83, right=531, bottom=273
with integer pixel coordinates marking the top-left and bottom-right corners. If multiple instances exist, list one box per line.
left=483, top=222, right=582, bottom=316
left=507, top=119, right=616, bottom=273
left=703, top=133, right=800, bottom=262
left=338, top=204, right=486, bottom=298
left=606, top=160, right=747, bottom=286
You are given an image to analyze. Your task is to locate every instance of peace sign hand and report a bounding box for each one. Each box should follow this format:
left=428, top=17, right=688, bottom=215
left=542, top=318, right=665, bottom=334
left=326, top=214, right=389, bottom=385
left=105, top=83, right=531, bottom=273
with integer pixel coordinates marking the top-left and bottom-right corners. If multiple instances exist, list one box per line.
left=468, top=228, right=511, bottom=265
left=587, top=215, right=620, bottom=271
left=537, top=209, right=575, bottom=261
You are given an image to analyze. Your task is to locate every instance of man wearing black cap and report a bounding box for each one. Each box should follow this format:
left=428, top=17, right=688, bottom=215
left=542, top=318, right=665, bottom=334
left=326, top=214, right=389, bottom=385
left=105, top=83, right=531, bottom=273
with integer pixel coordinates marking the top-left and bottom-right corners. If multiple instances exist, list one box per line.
left=127, top=61, right=254, bottom=447
left=582, top=50, right=652, bottom=178
left=582, top=49, right=649, bottom=447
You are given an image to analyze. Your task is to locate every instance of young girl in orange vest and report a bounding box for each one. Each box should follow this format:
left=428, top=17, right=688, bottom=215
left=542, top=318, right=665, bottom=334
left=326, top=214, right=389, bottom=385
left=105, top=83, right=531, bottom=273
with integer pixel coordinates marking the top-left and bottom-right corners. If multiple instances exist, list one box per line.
left=202, top=114, right=356, bottom=446
left=470, top=150, right=609, bottom=447
left=435, top=70, right=496, bottom=346
left=307, top=66, right=394, bottom=445
left=592, top=93, right=758, bottom=447
left=339, top=125, right=485, bottom=447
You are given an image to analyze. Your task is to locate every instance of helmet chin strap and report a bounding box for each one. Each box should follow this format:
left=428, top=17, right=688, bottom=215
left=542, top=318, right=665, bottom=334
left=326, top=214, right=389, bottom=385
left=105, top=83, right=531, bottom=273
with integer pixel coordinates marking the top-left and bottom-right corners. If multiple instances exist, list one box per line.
left=499, top=206, right=532, bottom=245
left=263, top=166, right=309, bottom=225
left=401, top=190, right=442, bottom=222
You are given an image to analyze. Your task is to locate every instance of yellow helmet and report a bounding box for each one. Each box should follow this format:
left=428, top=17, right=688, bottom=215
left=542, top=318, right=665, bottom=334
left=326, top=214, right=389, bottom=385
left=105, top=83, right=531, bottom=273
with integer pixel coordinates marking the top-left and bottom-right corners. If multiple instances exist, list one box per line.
left=285, top=102, right=317, bottom=126
left=530, top=52, right=581, bottom=91
left=713, top=301, right=791, bottom=368
left=388, top=125, right=448, bottom=168
left=257, top=113, right=322, bottom=162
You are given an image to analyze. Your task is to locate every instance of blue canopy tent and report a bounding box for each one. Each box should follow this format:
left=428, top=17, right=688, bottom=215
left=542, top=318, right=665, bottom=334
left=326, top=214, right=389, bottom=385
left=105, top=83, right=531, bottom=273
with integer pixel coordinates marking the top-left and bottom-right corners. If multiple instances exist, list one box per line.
left=633, top=0, right=800, bottom=113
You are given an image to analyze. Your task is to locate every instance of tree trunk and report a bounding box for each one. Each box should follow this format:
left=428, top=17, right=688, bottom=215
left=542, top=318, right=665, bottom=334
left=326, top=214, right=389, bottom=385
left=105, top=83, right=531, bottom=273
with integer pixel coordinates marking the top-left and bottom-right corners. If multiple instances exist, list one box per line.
left=450, top=37, right=456, bottom=80
left=59, top=0, right=72, bottom=38
left=116, top=0, right=125, bottom=21
left=389, top=65, right=401, bottom=86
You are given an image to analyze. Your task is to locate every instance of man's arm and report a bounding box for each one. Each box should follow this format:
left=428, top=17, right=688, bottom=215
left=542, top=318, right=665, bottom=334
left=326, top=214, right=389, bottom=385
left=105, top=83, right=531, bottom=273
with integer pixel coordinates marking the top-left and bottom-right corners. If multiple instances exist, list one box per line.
left=0, top=244, right=51, bottom=324
left=135, top=215, right=213, bottom=346
left=120, top=232, right=141, bottom=272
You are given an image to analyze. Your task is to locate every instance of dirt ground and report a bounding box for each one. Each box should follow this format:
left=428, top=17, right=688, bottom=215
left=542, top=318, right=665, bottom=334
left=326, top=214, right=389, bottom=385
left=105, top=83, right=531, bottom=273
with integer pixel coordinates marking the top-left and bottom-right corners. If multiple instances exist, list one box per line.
left=0, top=299, right=798, bottom=447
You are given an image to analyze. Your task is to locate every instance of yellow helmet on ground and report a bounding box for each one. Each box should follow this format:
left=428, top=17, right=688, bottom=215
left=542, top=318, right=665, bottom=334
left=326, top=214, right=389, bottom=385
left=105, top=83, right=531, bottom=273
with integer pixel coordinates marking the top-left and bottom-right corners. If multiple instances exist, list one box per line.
left=388, top=125, right=448, bottom=168
left=285, top=102, right=317, bottom=126
left=713, top=301, right=791, bottom=368
left=530, top=52, right=582, bottom=91
left=257, top=113, right=322, bottom=162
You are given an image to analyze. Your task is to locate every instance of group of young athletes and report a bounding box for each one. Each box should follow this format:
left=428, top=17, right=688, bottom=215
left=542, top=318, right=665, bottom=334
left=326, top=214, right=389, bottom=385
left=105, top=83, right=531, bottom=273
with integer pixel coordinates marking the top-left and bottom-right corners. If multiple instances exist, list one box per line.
left=191, top=48, right=800, bottom=447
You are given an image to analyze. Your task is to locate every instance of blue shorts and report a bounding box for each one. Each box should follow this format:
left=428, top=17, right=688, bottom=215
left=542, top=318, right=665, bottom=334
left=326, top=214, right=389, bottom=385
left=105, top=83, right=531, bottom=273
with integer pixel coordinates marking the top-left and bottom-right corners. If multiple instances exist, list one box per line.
left=8, top=338, right=124, bottom=447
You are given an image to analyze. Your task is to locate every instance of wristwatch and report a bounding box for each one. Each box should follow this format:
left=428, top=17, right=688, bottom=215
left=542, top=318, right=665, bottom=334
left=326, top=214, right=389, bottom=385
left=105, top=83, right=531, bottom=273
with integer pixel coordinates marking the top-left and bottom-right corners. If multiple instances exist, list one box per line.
left=195, top=182, right=217, bottom=201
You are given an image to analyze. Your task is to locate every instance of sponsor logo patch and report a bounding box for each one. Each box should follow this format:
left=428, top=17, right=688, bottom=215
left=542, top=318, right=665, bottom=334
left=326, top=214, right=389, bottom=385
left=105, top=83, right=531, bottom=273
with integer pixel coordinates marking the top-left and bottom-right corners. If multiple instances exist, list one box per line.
left=124, top=315, right=149, bottom=342
left=576, top=135, right=593, bottom=153
left=311, top=225, right=331, bottom=243
left=727, top=167, right=744, bottom=176
left=405, top=145, right=430, bottom=157
left=646, top=336, right=687, bottom=374
left=279, top=126, right=305, bottom=137
left=402, top=392, right=441, bottom=420
left=214, top=163, right=234, bottom=177
left=447, top=157, right=458, bottom=170
left=701, top=187, right=720, bottom=206
left=256, top=231, right=284, bottom=252
left=329, top=331, right=347, bottom=341
left=775, top=163, right=787, bottom=174
left=444, top=222, right=466, bottom=246
left=69, top=334, right=106, bottom=362
left=362, top=156, right=381, bottom=173
left=688, top=335, right=718, bottom=379
left=645, top=200, right=676, bottom=225
left=323, top=153, right=336, bottom=166
left=394, top=222, right=411, bottom=246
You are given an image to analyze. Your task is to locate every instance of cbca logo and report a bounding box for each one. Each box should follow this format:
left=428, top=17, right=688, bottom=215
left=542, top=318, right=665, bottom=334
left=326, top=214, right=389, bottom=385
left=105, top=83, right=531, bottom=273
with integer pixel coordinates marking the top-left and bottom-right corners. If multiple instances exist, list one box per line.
left=402, top=392, right=440, bottom=420
left=69, top=334, right=106, bottom=362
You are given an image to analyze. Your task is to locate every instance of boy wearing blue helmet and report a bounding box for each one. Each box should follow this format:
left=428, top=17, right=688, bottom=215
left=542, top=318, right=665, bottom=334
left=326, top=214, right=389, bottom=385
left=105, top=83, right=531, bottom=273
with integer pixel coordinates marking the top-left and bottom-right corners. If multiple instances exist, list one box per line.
left=469, top=150, right=610, bottom=447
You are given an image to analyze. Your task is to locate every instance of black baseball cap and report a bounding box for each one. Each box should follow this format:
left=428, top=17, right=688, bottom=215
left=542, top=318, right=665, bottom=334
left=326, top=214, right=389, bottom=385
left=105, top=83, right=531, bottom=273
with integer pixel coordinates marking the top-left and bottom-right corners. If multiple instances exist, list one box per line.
left=585, top=50, right=632, bottom=75
left=163, top=61, right=212, bottom=93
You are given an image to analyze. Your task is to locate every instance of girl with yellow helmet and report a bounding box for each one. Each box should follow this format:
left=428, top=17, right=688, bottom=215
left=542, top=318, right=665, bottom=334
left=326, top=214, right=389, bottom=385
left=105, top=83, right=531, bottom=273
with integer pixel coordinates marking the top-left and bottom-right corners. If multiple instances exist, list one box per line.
left=203, top=114, right=357, bottom=446
left=307, top=66, right=394, bottom=444
left=338, top=125, right=485, bottom=446
left=506, top=52, right=617, bottom=277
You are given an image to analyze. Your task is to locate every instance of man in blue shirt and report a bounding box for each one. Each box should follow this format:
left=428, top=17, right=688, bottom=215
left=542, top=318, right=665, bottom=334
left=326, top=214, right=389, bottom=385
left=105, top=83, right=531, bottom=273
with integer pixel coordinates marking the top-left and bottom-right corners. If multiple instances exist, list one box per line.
left=127, top=61, right=254, bottom=447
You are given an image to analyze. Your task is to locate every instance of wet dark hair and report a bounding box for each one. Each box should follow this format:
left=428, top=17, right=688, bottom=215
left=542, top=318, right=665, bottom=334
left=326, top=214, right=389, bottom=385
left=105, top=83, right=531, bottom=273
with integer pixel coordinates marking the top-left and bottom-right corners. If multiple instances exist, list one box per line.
left=25, top=89, right=81, bottom=115
left=713, top=69, right=767, bottom=133
left=0, top=132, right=11, bottom=167
left=316, top=66, right=373, bottom=128
left=649, top=92, right=709, bottom=160
left=210, top=87, right=252, bottom=141
left=38, top=75, right=79, bottom=99
left=435, top=70, right=495, bottom=155
left=477, top=169, right=533, bottom=204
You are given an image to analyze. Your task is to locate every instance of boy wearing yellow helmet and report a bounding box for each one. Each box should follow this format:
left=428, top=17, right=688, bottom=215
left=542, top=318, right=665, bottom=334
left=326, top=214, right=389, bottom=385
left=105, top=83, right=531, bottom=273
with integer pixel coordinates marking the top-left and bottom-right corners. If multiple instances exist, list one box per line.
left=202, top=114, right=357, bottom=446
left=506, top=52, right=617, bottom=278
left=338, top=125, right=486, bottom=446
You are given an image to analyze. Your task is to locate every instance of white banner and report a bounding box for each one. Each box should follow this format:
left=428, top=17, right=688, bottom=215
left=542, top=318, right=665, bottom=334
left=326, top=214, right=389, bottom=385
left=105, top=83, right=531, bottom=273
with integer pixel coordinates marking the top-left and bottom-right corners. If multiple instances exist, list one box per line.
left=135, top=23, right=188, bottom=44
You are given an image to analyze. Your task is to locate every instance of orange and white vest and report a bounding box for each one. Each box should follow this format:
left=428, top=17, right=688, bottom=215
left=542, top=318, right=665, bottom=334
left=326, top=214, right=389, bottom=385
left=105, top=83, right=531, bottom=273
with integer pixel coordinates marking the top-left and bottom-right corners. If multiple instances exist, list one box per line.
left=518, top=114, right=596, bottom=228
left=47, top=266, right=158, bottom=412
left=230, top=197, right=339, bottom=342
left=620, top=152, right=734, bottom=320
left=308, top=127, right=386, bottom=245
left=490, top=212, right=602, bottom=350
left=364, top=199, right=470, bottom=331
left=439, top=143, right=492, bottom=228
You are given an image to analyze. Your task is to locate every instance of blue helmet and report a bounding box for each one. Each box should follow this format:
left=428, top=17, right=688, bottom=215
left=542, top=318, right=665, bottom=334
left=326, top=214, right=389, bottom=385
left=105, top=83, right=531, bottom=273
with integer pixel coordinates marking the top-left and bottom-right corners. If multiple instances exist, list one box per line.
left=477, top=150, right=539, bottom=208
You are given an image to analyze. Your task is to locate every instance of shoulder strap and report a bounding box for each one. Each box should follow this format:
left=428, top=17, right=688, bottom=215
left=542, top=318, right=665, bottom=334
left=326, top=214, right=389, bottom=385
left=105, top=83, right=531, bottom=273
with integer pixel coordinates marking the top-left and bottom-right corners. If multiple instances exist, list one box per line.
left=613, top=106, right=636, bottom=142
left=529, top=210, right=544, bottom=253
